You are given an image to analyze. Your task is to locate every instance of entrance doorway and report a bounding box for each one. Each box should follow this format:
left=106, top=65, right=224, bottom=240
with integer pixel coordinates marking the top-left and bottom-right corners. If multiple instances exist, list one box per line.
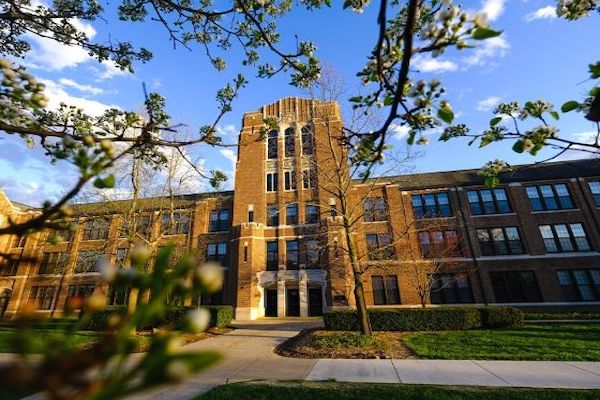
left=265, top=289, right=277, bottom=317
left=0, top=289, right=11, bottom=319
left=308, top=287, right=323, bottom=316
left=286, top=288, right=300, bottom=317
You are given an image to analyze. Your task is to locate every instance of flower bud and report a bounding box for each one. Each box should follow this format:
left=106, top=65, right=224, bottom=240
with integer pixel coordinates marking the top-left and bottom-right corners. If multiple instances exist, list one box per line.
left=130, top=244, right=150, bottom=266
left=166, top=360, right=190, bottom=382
left=185, top=308, right=211, bottom=333
left=195, top=263, right=224, bottom=293
left=98, top=257, right=117, bottom=283
left=85, top=293, right=105, bottom=312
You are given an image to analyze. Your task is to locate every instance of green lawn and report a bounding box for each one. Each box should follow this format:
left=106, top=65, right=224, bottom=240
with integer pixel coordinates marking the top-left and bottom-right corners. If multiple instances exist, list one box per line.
left=197, top=381, right=600, bottom=400
left=0, top=328, right=151, bottom=353
left=403, top=323, right=600, bottom=361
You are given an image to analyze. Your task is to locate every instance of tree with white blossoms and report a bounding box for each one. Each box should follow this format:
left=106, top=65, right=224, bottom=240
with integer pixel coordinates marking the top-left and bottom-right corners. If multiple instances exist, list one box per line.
left=0, top=0, right=598, bottom=396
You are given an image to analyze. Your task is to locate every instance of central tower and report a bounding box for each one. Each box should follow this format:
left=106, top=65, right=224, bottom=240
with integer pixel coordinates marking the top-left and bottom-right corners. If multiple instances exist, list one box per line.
left=231, top=97, right=344, bottom=319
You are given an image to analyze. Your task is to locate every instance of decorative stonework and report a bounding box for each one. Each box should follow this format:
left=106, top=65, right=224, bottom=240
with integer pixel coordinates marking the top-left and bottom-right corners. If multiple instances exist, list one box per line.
left=265, top=160, right=277, bottom=171
left=282, top=158, right=296, bottom=169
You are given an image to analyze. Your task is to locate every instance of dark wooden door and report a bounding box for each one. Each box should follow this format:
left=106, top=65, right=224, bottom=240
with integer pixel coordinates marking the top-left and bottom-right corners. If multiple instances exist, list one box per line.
left=265, top=289, right=278, bottom=317
left=308, top=288, right=323, bottom=316
left=286, top=289, right=300, bottom=317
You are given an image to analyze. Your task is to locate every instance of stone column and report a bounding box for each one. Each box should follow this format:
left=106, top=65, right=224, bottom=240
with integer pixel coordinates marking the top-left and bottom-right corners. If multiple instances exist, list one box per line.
left=299, top=269, right=308, bottom=317
left=277, top=272, right=286, bottom=317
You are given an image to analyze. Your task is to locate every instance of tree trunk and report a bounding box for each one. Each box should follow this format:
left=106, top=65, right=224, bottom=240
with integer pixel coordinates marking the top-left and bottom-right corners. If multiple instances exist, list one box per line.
left=344, top=219, right=372, bottom=335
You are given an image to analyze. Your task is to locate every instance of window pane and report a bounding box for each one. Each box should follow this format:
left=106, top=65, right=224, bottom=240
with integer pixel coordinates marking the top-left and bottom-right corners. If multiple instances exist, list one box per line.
left=384, top=276, right=401, bottom=304
left=372, top=276, right=386, bottom=305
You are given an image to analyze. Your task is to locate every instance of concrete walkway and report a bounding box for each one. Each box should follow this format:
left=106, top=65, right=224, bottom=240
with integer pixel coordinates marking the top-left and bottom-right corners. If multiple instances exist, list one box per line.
left=126, top=319, right=600, bottom=400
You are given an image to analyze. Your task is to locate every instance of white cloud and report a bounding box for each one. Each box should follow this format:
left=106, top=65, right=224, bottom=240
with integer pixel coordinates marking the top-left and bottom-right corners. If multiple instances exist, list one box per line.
left=94, top=60, right=130, bottom=80
left=390, top=124, right=411, bottom=139
left=58, top=78, right=104, bottom=96
left=462, top=36, right=510, bottom=67
left=40, top=78, right=118, bottom=116
left=525, top=5, right=557, bottom=21
left=216, top=124, right=238, bottom=137
left=480, top=0, right=506, bottom=21
left=413, top=55, right=458, bottom=73
left=476, top=96, right=502, bottom=112
left=220, top=148, right=237, bottom=171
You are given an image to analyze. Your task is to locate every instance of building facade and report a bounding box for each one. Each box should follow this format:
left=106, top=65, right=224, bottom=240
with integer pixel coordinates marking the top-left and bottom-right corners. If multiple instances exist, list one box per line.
left=1, top=97, right=600, bottom=319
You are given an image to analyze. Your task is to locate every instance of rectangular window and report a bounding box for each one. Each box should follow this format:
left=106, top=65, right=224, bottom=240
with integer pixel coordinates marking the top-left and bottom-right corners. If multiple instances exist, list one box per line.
left=371, top=275, right=401, bottom=305
left=82, top=219, right=110, bottom=241
left=305, top=239, right=320, bottom=268
left=477, top=227, right=524, bottom=256
left=411, top=192, right=452, bottom=218
left=75, top=250, right=102, bottom=273
left=49, top=227, right=72, bottom=243
left=467, top=188, right=511, bottom=215
left=418, top=230, right=462, bottom=258
left=266, top=204, right=279, bottom=226
left=66, top=284, right=95, bottom=301
left=206, top=243, right=228, bottom=267
left=305, top=204, right=319, bottom=224
left=286, top=240, right=299, bottom=270
left=539, top=223, right=590, bottom=253
left=284, top=128, right=295, bottom=157
left=363, top=197, right=388, bottom=222
left=267, top=131, right=278, bottom=159
left=209, top=209, right=230, bottom=232
left=11, top=234, right=26, bottom=248
left=430, top=274, right=474, bottom=304
left=120, top=215, right=150, bottom=238
left=302, top=168, right=317, bottom=189
left=301, top=126, right=314, bottom=155
left=161, top=212, right=190, bottom=235
left=284, top=171, right=297, bottom=191
left=28, top=286, right=57, bottom=310
left=0, top=258, right=19, bottom=276
left=557, top=269, right=600, bottom=301
left=266, top=172, right=278, bottom=192
left=248, top=210, right=254, bottom=223
left=588, top=181, right=600, bottom=206
left=366, top=233, right=394, bottom=260
left=489, top=270, right=542, bottom=302
left=286, top=203, right=298, bottom=225
left=39, top=252, right=68, bottom=275
left=266, top=241, right=278, bottom=271
left=526, top=184, right=574, bottom=211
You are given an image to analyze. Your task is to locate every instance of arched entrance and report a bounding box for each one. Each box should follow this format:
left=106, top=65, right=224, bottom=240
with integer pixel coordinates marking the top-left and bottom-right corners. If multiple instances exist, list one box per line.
left=0, top=289, right=11, bottom=319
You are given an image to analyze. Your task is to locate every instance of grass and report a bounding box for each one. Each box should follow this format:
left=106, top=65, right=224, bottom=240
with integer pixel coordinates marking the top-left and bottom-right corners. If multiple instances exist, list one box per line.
left=0, top=327, right=151, bottom=353
left=196, top=381, right=600, bottom=400
left=403, top=323, right=600, bottom=361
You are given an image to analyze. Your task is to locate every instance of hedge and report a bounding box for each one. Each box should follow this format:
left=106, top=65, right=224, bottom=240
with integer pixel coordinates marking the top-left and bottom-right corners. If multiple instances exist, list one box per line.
left=323, top=306, right=523, bottom=331
left=81, top=305, right=234, bottom=331
left=524, top=311, right=600, bottom=321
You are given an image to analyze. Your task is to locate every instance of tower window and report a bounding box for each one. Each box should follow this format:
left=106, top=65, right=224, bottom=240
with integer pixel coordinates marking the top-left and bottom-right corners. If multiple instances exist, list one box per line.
left=266, top=173, right=278, bottom=192
left=301, top=126, right=314, bottom=155
left=284, top=128, right=295, bottom=157
left=267, top=130, right=278, bottom=159
left=284, top=171, right=297, bottom=191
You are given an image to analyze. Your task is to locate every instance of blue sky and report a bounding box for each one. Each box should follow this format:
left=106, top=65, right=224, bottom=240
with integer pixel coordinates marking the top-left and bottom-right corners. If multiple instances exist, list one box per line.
left=1, top=0, right=598, bottom=206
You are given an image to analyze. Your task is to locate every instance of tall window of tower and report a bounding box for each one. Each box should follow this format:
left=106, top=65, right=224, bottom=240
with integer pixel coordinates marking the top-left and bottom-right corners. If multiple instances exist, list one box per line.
left=284, top=128, right=295, bottom=157
left=266, top=173, right=278, bottom=192
left=284, top=171, right=297, bottom=190
left=302, top=168, right=317, bottom=189
left=267, top=130, right=278, bottom=159
left=301, top=126, right=314, bottom=155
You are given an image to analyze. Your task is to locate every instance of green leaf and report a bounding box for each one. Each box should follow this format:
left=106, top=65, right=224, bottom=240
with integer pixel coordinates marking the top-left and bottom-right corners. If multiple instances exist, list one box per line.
left=561, top=100, right=580, bottom=113
left=549, top=111, right=560, bottom=120
left=484, top=176, right=500, bottom=187
left=93, top=174, right=115, bottom=189
left=472, top=27, right=502, bottom=40
left=437, top=107, right=454, bottom=124
left=512, top=140, right=525, bottom=153
left=490, top=117, right=502, bottom=127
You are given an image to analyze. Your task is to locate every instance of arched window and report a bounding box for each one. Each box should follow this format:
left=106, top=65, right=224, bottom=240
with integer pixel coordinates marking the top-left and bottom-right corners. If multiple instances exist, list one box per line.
left=284, top=128, right=295, bottom=157
left=267, top=130, right=278, bottom=159
left=301, top=126, right=314, bottom=155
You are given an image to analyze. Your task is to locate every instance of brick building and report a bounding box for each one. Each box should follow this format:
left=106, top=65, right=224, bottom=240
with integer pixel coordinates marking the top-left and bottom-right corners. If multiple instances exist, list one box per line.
left=1, top=97, right=600, bottom=319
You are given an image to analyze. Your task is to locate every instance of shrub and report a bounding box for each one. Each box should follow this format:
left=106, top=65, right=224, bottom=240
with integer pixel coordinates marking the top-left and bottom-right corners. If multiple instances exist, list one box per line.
left=323, top=306, right=522, bottom=331
left=479, top=306, right=523, bottom=328
left=205, top=305, right=234, bottom=328
left=310, top=332, right=383, bottom=350
left=80, top=306, right=127, bottom=331
left=524, top=311, right=600, bottom=321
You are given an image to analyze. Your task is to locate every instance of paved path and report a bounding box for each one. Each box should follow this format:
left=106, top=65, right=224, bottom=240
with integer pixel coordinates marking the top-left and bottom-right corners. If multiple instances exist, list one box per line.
left=18, top=319, right=600, bottom=399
